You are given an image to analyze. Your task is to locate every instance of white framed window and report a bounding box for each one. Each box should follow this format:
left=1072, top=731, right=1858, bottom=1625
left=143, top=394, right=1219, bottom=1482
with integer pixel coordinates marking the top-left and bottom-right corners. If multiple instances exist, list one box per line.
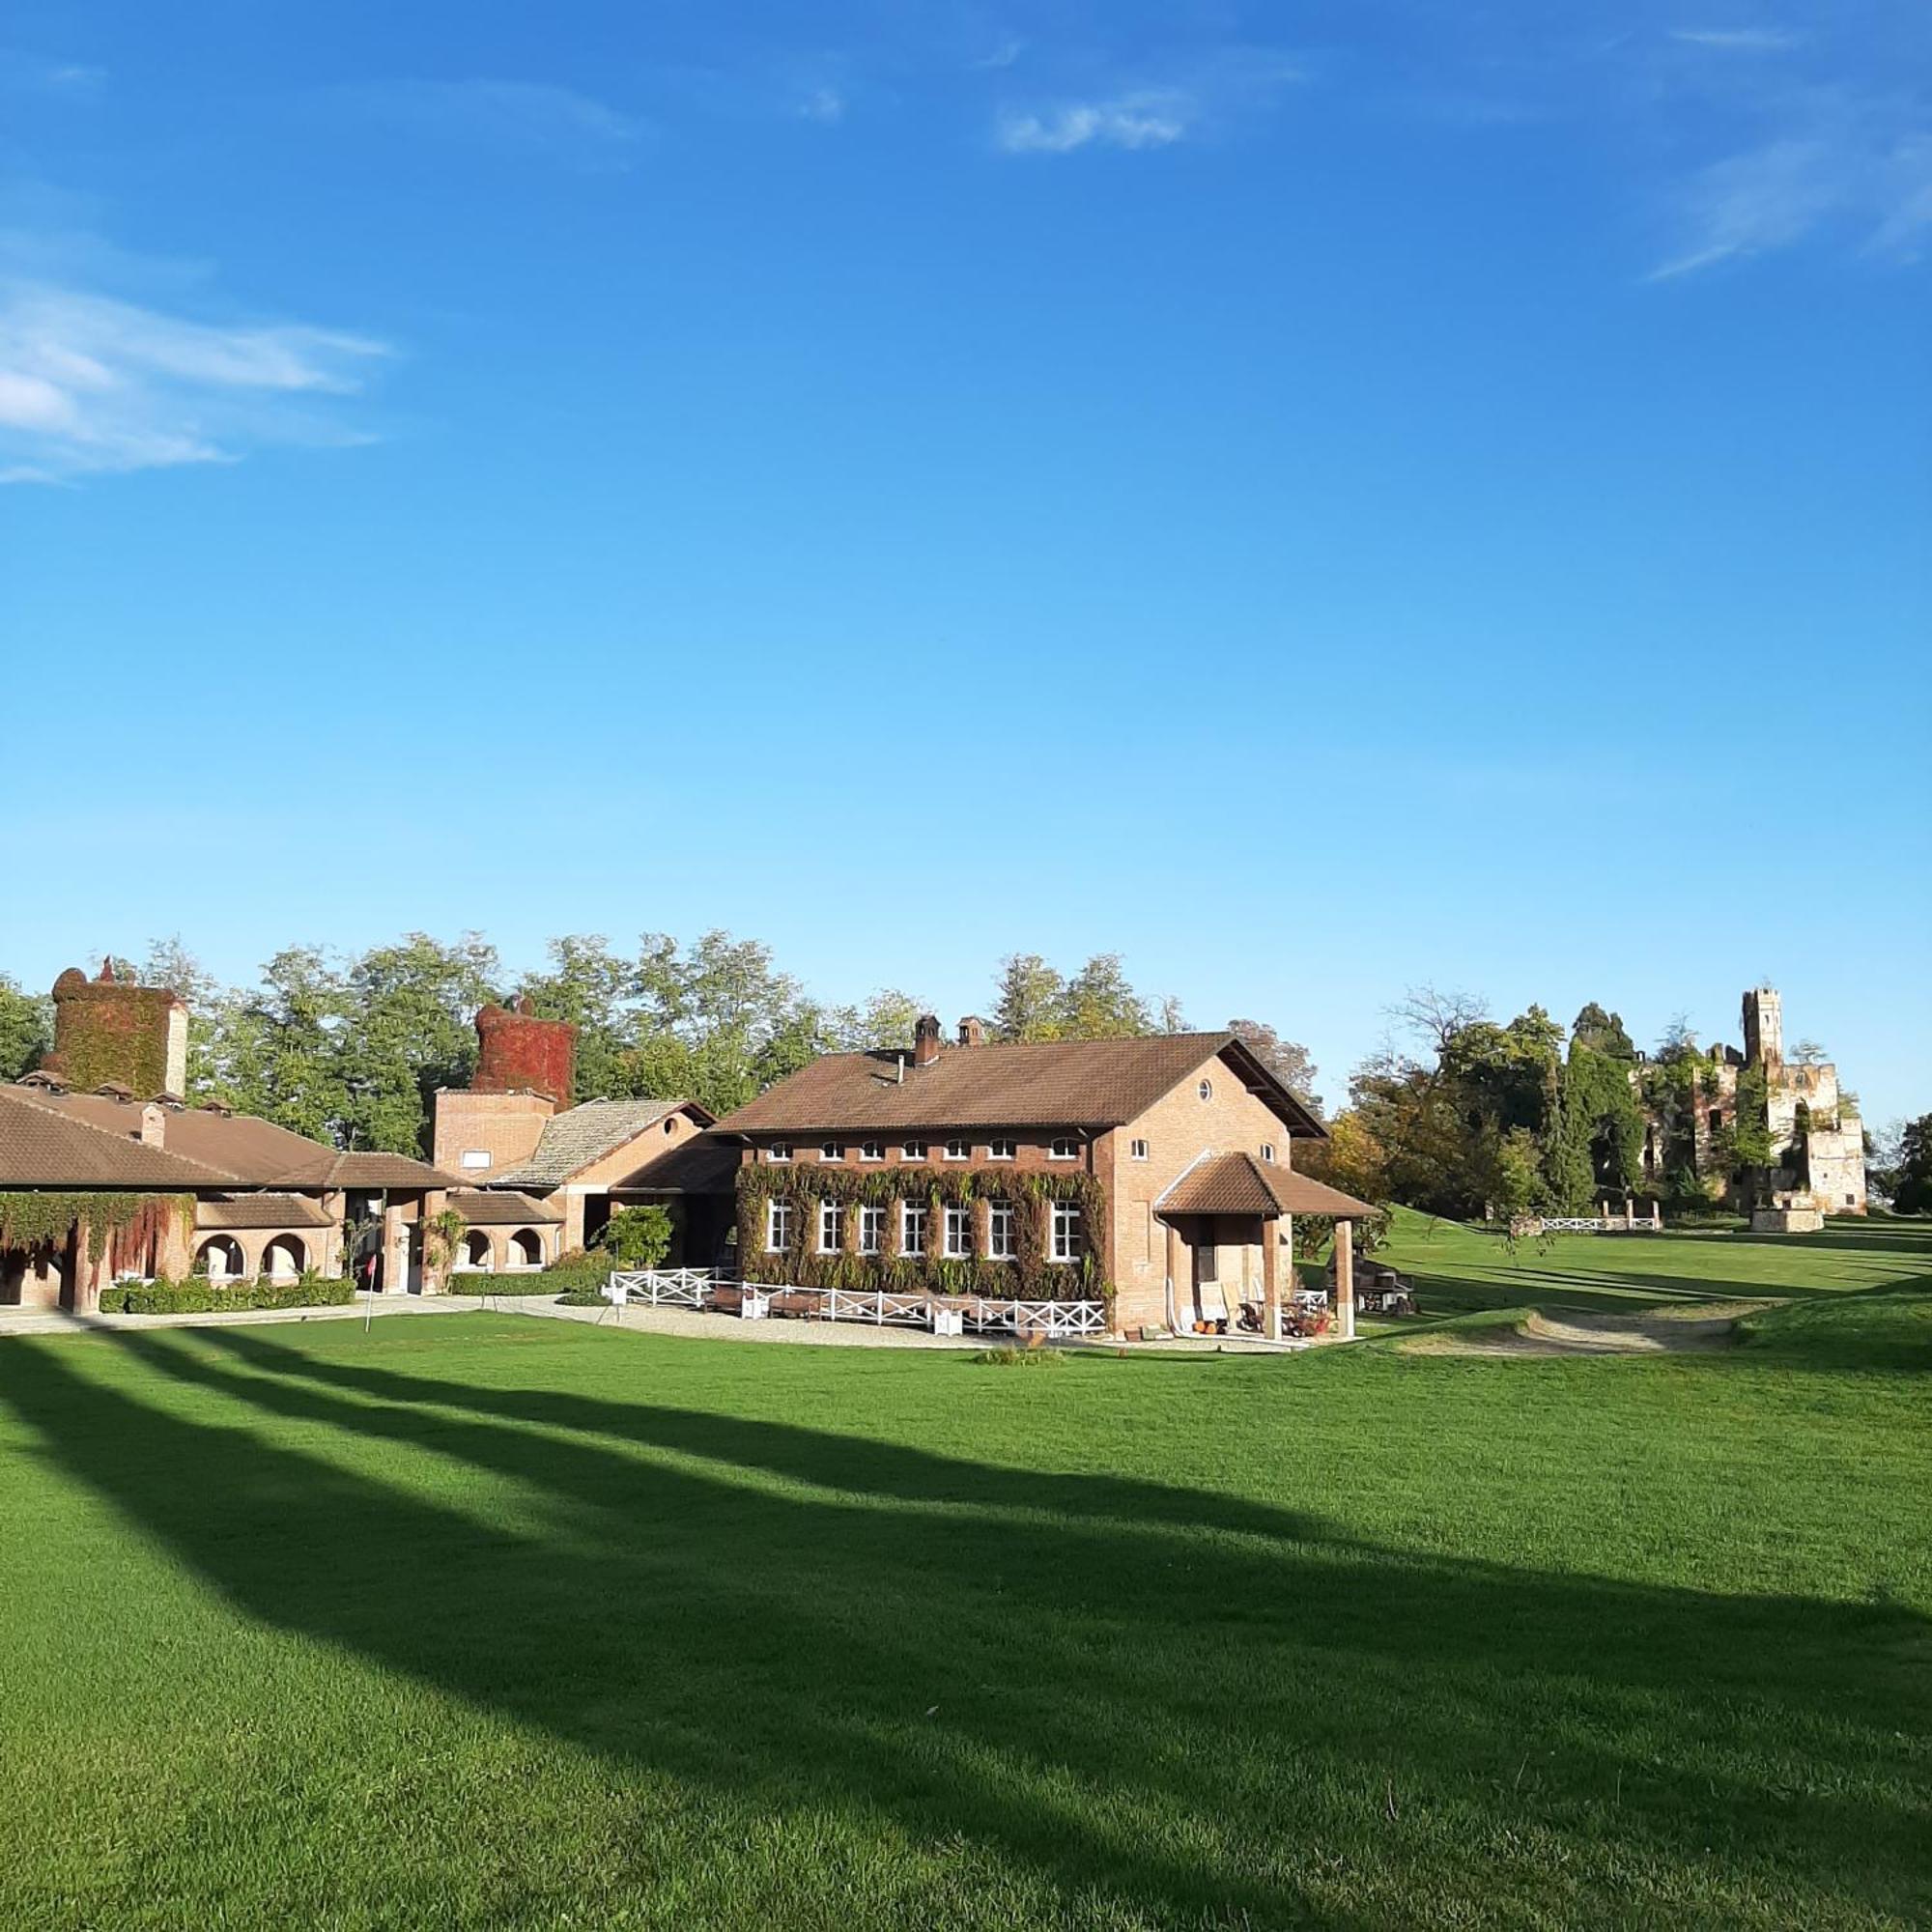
left=1050, top=1201, right=1084, bottom=1263
left=944, top=1137, right=969, bottom=1161
left=1260, top=1143, right=1276, bottom=1164
left=820, top=1140, right=841, bottom=1163
left=460, top=1149, right=492, bottom=1170
left=1198, top=1079, right=1213, bottom=1102
left=943, top=1206, right=973, bottom=1259
left=860, top=1140, right=884, bottom=1162
left=899, top=1202, right=927, bottom=1257
left=1049, top=1135, right=1078, bottom=1160
left=817, top=1201, right=843, bottom=1253
left=901, top=1139, right=926, bottom=1161
left=987, top=1202, right=1015, bottom=1260
left=1129, top=1138, right=1150, bottom=1161
left=769, top=1141, right=792, bottom=1163
left=988, top=1137, right=1015, bottom=1160
left=765, top=1200, right=794, bottom=1253
left=859, top=1205, right=886, bottom=1254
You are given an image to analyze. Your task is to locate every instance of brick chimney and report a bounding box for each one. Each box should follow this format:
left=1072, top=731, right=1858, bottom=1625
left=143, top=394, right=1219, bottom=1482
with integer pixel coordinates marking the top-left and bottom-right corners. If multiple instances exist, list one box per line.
left=43, top=962, right=188, bottom=1100
left=957, top=1015, right=987, bottom=1047
left=913, top=1012, right=943, bottom=1068
left=137, top=1102, right=166, bottom=1149
left=473, top=997, right=577, bottom=1104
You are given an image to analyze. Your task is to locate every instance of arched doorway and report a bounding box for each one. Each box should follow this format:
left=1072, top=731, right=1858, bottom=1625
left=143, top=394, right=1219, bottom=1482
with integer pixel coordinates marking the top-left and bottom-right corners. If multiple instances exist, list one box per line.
left=509, top=1228, right=544, bottom=1269
left=262, top=1236, right=305, bottom=1280
left=462, top=1230, right=494, bottom=1271
left=196, top=1236, right=244, bottom=1281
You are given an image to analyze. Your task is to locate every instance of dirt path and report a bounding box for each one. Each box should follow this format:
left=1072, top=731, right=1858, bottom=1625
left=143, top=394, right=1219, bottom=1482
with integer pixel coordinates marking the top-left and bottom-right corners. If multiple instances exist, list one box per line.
left=1402, top=1301, right=1765, bottom=1358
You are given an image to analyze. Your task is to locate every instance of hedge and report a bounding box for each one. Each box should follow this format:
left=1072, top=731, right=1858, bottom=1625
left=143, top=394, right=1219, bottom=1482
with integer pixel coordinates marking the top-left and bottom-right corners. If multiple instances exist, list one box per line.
left=98, top=1273, right=356, bottom=1315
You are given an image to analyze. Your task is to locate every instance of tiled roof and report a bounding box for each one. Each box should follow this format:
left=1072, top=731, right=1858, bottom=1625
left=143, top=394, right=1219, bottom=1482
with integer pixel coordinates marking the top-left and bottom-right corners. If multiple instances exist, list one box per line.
left=449, top=1188, right=563, bottom=1225
left=605, top=1130, right=740, bottom=1196
left=713, top=1034, right=1326, bottom=1138
left=195, top=1193, right=336, bottom=1231
left=0, top=1087, right=234, bottom=1188
left=1157, top=1151, right=1375, bottom=1219
left=494, top=1098, right=706, bottom=1188
left=21, top=1091, right=451, bottom=1191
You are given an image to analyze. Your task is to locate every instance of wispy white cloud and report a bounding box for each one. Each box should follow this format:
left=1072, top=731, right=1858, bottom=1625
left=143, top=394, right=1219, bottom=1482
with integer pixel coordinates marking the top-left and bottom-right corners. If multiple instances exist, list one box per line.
left=1667, top=28, right=1802, bottom=53
left=345, top=78, right=644, bottom=166
left=0, top=279, right=390, bottom=483
left=973, top=37, right=1025, bottom=72
left=0, top=49, right=105, bottom=96
left=994, top=49, right=1303, bottom=156
left=996, top=89, right=1191, bottom=154
left=798, top=85, right=845, bottom=125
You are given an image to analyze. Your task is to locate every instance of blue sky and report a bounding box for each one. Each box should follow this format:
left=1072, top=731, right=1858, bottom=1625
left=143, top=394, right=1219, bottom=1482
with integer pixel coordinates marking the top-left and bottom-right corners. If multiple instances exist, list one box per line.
left=3, top=2, right=1927, bottom=1121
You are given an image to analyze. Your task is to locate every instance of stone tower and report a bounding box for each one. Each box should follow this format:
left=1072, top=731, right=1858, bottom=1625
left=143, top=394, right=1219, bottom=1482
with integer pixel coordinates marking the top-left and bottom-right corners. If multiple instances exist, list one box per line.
left=473, top=997, right=576, bottom=1104
left=1742, top=986, right=1783, bottom=1071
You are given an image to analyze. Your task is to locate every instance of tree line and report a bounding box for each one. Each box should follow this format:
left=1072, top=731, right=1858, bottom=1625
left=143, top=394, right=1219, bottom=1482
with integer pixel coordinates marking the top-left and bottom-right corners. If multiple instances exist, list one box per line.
left=0, top=934, right=1317, bottom=1158
left=1299, top=990, right=1898, bottom=1220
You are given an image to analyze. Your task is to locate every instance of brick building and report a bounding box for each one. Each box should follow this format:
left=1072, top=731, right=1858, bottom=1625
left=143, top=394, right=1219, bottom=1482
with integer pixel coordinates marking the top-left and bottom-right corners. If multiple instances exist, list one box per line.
left=712, top=1014, right=1375, bottom=1338
left=431, top=1000, right=738, bottom=1270
left=1, top=965, right=453, bottom=1309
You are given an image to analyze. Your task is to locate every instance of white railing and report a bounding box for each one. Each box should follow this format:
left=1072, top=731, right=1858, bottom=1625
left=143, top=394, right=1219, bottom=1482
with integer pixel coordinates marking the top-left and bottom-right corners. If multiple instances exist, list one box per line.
left=1509, top=1212, right=1663, bottom=1236
left=603, top=1269, right=1107, bottom=1337
left=606, top=1267, right=715, bottom=1308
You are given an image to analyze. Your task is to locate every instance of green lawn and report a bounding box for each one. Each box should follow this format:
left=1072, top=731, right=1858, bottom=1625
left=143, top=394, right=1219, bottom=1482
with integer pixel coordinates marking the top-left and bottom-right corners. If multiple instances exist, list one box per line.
left=0, top=1250, right=1927, bottom=1928
left=1371, top=1208, right=1932, bottom=1319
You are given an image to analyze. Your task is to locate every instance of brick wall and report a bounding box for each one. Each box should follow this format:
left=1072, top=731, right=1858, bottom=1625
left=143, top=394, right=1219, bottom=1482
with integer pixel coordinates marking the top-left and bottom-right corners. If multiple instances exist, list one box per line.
left=432, top=1090, right=554, bottom=1177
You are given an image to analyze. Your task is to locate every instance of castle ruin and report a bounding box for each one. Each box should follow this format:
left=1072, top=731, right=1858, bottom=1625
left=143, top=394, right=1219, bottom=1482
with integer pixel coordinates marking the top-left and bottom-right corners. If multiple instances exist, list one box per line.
left=1638, top=986, right=1867, bottom=1215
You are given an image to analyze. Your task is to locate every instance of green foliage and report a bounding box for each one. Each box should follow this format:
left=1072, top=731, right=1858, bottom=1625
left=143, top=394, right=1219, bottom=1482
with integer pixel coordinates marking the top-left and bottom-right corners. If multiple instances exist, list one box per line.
left=595, top=1205, right=672, bottom=1270
left=97, top=1271, right=355, bottom=1315
left=735, top=1164, right=1110, bottom=1301
left=0, top=1191, right=193, bottom=1264
left=0, top=974, right=52, bottom=1081
left=1884, top=1113, right=1932, bottom=1215
left=972, top=1345, right=1066, bottom=1368
left=1570, top=1002, right=1636, bottom=1062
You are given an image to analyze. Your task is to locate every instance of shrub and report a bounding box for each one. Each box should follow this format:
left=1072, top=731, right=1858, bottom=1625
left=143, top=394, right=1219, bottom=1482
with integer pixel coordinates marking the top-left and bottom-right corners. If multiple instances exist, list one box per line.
left=594, top=1205, right=672, bottom=1270
left=972, top=1344, right=1066, bottom=1369
left=98, top=1271, right=355, bottom=1316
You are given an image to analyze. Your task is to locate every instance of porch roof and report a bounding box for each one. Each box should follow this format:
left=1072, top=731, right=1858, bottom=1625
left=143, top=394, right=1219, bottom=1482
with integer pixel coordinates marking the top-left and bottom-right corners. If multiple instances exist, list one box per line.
left=448, top=1188, right=563, bottom=1225
left=1157, top=1152, right=1377, bottom=1220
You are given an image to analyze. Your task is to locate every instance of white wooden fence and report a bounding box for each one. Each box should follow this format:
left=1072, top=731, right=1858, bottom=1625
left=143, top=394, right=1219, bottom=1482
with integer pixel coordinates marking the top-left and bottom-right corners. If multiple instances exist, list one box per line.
left=605, top=1269, right=1106, bottom=1338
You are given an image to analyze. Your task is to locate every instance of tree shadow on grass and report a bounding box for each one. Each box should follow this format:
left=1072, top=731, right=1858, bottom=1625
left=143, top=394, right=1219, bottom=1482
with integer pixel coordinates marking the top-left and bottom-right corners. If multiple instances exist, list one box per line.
left=0, top=1329, right=1925, bottom=1928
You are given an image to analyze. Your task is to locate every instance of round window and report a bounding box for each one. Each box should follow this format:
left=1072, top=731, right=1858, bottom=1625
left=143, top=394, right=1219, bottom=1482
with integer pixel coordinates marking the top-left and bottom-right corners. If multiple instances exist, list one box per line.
left=1198, top=1078, right=1213, bottom=1101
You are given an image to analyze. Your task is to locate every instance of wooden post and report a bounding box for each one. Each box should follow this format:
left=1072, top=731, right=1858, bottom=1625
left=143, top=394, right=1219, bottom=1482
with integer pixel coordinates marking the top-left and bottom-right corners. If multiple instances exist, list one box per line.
left=1263, top=1214, right=1281, bottom=1340
left=1335, top=1217, right=1355, bottom=1341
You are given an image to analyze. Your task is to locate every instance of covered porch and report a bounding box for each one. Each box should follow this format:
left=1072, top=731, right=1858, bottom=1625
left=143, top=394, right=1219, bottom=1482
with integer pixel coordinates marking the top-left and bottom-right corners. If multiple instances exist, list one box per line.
left=1154, top=1154, right=1378, bottom=1341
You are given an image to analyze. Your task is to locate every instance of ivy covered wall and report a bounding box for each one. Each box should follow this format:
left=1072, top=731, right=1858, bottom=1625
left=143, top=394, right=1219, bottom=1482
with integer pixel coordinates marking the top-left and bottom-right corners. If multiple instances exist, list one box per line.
left=733, top=1165, right=1109, bottom=1303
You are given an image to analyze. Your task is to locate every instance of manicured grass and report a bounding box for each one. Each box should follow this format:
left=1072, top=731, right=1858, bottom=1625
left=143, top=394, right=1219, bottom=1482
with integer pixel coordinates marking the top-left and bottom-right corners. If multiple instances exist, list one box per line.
left=1374, top=1208, right=1932, bottom=1319
left=1, top=1269, right=1927, bottom=1928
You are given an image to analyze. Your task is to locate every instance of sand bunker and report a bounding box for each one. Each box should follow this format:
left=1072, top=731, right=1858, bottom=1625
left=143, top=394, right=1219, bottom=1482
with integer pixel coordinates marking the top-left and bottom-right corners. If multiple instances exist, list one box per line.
left=1403, top=1302, right=1761, bottom=1358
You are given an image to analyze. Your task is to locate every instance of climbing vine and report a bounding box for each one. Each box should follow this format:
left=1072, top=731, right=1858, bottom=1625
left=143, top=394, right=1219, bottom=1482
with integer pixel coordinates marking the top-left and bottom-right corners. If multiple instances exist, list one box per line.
left=0, top=1191, right=194, bottom=1265
left=734, top=1165, right=1109, bottom=1302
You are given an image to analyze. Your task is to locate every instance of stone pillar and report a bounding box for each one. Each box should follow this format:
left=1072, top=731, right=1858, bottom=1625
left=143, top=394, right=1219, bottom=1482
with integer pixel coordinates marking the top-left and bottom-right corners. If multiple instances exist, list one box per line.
left=382, top=1200, right=409, bottom=1295
left=1335, top=1217, right=1355, bottom=1342
left=1262, top=1215, right=1282, bottom=1341
left=1164, top=1218, right=1179, bottom=1334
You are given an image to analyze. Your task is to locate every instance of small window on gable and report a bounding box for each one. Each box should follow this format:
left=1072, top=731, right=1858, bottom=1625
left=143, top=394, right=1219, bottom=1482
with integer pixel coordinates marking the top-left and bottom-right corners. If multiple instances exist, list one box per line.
left=664, top=1117, right=676, bottom=1134
left=944, top=1138, right=969, bottom=1161
left=1049, top=1135, right=1078, bottom=1160
left=1129, top=1138, right=1150, bottom=1161
left=460, top=1149, right=492, bottom=1170
left=860, top=1140, right=884, bottom=1162
left=1260, top=1143, right=1275, bottom=1164
left=769, top=1142, right=792, bottom=1163
left=988, top=1138, right=1015, bottom=1160
left=1198, top=1079, right=1213, bottom=1102
left=820, top=1140, right=841, bottom=1162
